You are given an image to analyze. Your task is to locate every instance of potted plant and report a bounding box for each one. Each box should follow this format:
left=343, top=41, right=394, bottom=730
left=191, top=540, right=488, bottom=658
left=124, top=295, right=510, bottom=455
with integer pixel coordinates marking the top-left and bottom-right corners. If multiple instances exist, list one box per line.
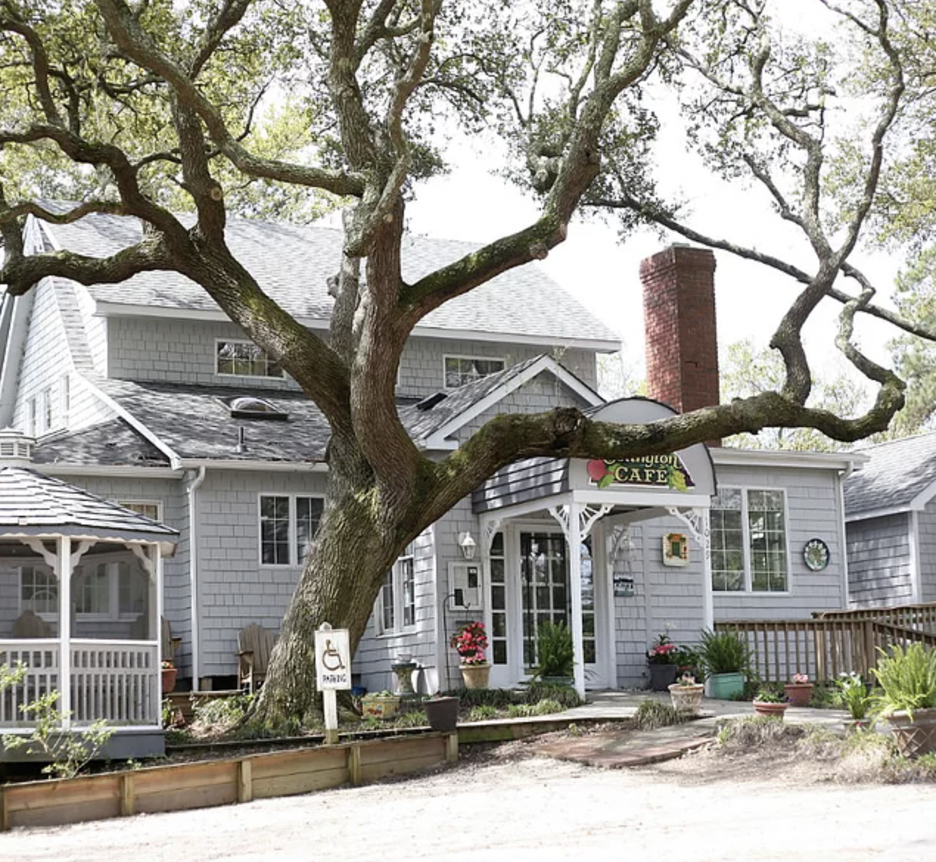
left=646, top=633, right=679, bottom=691
left=161, top=659, right=177, bottom=695
left=752, top=685, right=788, bottom=718
left=784, top=672, right=814, bottom=708
left=872, top=643, right=936, bottom=757
left=837, top=671, right=873, bottom=731
left=698, top=629, right=750, bottom=700
left=361, top=690, right=402, bottom=719
left=450, top=621, right=490, bottom=689
left=423, top=693, right=460, bottom=732
left=532, top=621, right=575, bottom=684
left=668, top=673, right=705, bottom=715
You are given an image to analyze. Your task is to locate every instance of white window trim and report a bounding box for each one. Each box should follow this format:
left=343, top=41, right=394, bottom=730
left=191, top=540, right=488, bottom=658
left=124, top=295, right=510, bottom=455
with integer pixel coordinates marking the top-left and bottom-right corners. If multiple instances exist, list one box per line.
left=215, top=338, right=285, bottom=380
left=61, top=373, right=71, bottom=429
left=376, top=541, right=417, bottom=636
left=442, top=354, right=505, bottom=389
left=712, top=485, right=792, bottom=595
left=258, top=493, right=325, bottom=567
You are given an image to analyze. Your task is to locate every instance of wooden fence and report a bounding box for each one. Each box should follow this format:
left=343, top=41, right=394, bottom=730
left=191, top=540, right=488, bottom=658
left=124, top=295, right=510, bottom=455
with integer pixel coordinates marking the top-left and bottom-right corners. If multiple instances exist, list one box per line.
left=0, top=731, right=457, bottom=831
left=715, top=618, right=936, bottom=683
left=815, top=602, right=936, bottom=633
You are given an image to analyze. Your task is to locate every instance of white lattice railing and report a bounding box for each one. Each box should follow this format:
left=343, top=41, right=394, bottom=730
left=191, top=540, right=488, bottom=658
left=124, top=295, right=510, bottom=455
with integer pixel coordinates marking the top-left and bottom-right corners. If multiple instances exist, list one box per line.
left=0, top=639, right=159, bottom=727
left=0, top=640, right=60, bottom=727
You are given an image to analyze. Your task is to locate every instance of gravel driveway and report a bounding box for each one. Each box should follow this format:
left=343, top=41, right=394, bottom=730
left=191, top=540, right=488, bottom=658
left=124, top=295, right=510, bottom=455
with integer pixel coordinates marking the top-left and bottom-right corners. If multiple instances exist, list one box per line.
left=3, top=748, right=935, bottom=862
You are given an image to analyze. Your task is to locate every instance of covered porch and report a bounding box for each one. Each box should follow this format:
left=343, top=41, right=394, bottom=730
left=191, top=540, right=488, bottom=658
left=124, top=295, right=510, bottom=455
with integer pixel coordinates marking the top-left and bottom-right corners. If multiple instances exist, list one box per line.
left=0, top=430, right=176, bottom=756
left=472, top=399, right=717, bottom=696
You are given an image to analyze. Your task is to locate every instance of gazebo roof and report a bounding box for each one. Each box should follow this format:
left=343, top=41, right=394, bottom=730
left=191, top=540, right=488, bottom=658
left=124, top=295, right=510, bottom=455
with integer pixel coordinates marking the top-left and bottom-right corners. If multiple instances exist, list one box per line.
left=0, top=465, right=178, bottom=546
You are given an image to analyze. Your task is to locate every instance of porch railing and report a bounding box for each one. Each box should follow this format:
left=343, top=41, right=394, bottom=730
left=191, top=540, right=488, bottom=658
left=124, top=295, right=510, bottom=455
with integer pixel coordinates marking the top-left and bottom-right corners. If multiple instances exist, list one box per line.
left=714, top=619, right=936, bottom=683
left=0, top=640, right=159, bottom=727
left=814, top=602, right=936, bottom=634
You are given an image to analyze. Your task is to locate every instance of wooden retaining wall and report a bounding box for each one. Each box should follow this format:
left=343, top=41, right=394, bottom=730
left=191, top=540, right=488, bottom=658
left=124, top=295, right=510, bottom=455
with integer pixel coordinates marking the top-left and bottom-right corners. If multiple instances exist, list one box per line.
left=0, top=732, right=457, bottom=831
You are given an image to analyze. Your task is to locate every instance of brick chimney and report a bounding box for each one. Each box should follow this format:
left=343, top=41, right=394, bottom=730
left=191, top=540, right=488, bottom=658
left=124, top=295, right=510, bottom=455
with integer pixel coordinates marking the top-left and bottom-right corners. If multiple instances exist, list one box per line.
left=640, top=245, right=720, bottom=428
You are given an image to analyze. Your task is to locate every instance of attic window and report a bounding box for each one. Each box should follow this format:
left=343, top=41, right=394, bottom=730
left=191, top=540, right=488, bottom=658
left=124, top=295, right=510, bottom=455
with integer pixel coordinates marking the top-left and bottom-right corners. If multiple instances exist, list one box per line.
left=216, top=340, right=284, bottom=378
left=228, top=396, right=288, bottom=420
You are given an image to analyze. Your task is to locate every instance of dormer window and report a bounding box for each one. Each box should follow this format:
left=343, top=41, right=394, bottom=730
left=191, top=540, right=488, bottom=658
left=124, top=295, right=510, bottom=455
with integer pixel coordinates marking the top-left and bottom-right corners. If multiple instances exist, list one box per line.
left=216, top=340, right=284, bottom=378
left=227, top=396, right=288, bottom=420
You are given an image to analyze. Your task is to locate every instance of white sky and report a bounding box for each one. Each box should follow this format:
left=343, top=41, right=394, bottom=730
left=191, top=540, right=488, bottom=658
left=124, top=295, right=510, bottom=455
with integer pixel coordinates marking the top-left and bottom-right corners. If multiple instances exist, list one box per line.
left=405, top=134, right=903, bottom=388
left=403, top=1, right=907, bottom=392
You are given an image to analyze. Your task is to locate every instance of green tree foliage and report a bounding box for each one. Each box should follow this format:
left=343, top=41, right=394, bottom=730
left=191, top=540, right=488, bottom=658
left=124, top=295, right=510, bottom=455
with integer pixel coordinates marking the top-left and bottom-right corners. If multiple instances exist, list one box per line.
left=721, top=339, right=868, bottom=451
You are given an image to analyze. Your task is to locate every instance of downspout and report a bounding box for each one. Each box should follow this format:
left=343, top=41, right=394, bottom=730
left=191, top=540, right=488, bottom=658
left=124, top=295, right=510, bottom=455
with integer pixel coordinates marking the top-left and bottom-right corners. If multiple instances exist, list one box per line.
left=187, top=466, right=207, bottom=691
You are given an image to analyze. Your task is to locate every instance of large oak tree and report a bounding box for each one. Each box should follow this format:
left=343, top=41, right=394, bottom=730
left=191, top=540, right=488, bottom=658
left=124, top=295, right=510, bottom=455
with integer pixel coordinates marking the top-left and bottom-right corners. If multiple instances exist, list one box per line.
left=1, top=0, right=933, bottom=723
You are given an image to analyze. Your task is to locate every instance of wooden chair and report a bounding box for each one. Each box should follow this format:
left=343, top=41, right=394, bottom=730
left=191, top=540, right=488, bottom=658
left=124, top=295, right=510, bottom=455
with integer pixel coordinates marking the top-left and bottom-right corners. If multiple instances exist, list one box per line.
left=131, top=614, right=179, bottom=662
left=237, top=623, right=276, bottom=693
left=12, top=610, right=52, bottom=639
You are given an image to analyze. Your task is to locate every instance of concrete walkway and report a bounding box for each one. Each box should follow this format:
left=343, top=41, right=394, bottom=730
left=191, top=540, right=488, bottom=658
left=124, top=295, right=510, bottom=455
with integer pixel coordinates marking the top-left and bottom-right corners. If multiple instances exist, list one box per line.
left=534, top=690, right=852, bottom=768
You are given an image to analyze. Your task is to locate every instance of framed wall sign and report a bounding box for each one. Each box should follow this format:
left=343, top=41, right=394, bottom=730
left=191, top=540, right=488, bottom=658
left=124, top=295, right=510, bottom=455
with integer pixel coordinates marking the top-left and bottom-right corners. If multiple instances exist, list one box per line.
left=803, top=538, right=830, bottom=572
left=662, top=532, right=689, bottom=567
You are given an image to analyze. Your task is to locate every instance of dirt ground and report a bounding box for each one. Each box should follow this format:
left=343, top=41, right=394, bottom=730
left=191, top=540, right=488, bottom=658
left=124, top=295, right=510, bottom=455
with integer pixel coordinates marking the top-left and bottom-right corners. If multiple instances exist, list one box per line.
left=3, top=731, right=936, bottom=861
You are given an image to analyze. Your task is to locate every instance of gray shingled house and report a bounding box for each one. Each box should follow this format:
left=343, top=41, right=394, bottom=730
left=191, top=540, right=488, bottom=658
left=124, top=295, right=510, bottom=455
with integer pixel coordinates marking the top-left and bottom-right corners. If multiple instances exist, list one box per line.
left=0, top=211, right=860, bottom=722
left=844, top=433, right=936, bottom=608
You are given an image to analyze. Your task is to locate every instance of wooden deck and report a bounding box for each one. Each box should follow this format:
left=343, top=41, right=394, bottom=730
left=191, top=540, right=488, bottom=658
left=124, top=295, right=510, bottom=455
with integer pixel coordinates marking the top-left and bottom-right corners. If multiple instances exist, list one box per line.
left=717, top=602, right=936, bottom=682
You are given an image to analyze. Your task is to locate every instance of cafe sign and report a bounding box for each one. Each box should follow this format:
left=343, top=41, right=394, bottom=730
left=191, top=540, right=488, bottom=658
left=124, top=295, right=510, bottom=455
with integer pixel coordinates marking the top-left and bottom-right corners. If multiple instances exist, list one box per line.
left=586, top=454, right=694, bottom=491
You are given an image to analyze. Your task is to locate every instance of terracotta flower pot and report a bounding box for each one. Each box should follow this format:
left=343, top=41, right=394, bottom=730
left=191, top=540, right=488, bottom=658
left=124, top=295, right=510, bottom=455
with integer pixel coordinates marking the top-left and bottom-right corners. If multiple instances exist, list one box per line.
left=161, top=666, right=178, bottom=695
left=460, top=663, right=491, bottom=690
left=784, top=683, right=814, bottom=708
left=753, top=701, right=788, bottom=719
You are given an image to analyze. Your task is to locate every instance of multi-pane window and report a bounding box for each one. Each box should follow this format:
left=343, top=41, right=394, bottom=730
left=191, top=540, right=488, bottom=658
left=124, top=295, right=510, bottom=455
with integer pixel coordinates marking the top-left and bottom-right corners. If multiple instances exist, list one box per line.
left=296, top=497, right=324, bottom=563
left=489, top=532, right=507, bottom=665
left=61, top=374, right=71, bottom=428
left=443, top=356, right=505, bottom=388
left=27, top=397, right=37, bottom=436
left=120, top=501, right=162, bottom=522
left=260, top=496, right=291, bottom=565
left=377, top=541, right=417, bottom=634
left=217, top=340, right=284, bottom=378
left=21, top=566, right=58, bottom=615
left=711, top=488, right=788, bottom=592
left=259, top=495, right=324, bottom=565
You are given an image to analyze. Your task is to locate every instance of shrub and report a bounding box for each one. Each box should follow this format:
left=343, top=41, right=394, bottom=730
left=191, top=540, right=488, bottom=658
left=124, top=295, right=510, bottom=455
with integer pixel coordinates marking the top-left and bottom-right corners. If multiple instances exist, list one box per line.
left=532, top=622, right=575, bottom=679
left=531, top=698, right=563, bottom=716
left=523, top=681, right=583, bottom=708
left=634, top=700, right=691, bottom=730
left=872, top=643, right=936, bottom=719
left=466, top=705, right=499, bottom=722
left=193, top=693, right=255, bottom=729
left=698, top=629, right=751, bottom=676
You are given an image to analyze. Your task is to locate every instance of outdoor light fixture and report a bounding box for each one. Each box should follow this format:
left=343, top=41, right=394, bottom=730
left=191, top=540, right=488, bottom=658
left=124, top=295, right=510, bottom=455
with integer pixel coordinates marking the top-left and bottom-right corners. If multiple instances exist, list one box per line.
left=457, top=531, right=477, bottom=560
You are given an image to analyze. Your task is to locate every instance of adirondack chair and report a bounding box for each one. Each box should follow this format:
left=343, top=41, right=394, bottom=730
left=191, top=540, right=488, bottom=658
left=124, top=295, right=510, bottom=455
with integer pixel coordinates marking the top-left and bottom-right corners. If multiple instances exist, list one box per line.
left=237, top=623, right=276, bottom=693
left=130, top=614, right=178, bottom=662
left=12, top=609, right=53, bottom=638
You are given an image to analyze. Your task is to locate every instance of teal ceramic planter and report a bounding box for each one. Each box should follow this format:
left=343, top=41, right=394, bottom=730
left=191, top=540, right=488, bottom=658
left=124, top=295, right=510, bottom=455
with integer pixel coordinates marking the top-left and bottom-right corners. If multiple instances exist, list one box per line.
left=707, top=672, right=744, bottom=700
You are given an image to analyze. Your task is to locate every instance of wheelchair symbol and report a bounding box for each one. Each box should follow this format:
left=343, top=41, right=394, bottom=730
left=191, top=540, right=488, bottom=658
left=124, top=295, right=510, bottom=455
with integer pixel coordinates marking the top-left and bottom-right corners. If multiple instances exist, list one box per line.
left=321, top=639, right=346, bottom=672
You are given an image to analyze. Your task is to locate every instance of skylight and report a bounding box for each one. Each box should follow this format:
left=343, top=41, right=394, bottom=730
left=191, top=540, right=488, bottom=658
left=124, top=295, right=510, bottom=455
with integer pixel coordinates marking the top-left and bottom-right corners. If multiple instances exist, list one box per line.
left=227, top=396, right=288, bottom=421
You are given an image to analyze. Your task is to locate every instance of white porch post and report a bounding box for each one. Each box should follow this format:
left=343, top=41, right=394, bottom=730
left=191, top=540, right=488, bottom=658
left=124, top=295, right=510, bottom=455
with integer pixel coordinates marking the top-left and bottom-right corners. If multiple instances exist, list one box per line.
left=702, top=508, right=714, bottom=631
left=567, top=502, right=585, bottom=697
left=59, top=535, right=72, bottom=730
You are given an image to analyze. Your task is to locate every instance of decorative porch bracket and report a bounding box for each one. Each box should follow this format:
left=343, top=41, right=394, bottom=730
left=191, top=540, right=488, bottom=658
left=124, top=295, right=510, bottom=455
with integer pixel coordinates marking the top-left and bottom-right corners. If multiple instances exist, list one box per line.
left=481, top=518, right=503, bottom=557
left=666, top=506, right=714, bottom=630
left=546, top=503, right=613, bottom=544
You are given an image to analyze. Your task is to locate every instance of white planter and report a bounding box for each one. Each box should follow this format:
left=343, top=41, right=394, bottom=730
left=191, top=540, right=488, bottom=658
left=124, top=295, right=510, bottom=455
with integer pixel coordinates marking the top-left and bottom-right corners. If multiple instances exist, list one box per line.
left=668, top=683, right=705, bottom=714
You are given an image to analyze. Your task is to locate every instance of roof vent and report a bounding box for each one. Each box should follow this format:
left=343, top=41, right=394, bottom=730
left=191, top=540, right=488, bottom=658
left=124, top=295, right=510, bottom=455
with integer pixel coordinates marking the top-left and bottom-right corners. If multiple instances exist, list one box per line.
left=415, top=392, right=448, bottom=412
left=0, top=428, right=34, bottom=466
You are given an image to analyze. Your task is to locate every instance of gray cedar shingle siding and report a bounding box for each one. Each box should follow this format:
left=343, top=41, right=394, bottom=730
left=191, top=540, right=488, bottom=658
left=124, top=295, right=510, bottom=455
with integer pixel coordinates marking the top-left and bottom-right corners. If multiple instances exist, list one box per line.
left=845, top=514, right=914, bottom=608
left=919, top=504, right=936, bottom=604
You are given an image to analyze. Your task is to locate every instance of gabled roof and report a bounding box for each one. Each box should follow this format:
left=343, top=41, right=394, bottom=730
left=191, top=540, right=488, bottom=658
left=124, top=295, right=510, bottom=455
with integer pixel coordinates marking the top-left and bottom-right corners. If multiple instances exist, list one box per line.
left=0, top=466, right=177, bottom=543
left=37, top=205, right=620, bottom=349
left=844, top=432, right=936, bottom=519
left=34, top=356, right=602, bottom=468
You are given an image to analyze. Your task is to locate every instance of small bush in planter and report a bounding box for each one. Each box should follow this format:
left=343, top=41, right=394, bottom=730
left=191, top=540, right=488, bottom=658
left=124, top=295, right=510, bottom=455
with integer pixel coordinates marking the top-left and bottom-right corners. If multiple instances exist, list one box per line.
left=698, top=630, right=751, bottom=676
left=753, top=685, right=785, bottom=704
left=837, top=672, right=873, bottom=721
left=872, top=643, right=936, bottom=719
left=532, top=621, right=575, bottom=681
